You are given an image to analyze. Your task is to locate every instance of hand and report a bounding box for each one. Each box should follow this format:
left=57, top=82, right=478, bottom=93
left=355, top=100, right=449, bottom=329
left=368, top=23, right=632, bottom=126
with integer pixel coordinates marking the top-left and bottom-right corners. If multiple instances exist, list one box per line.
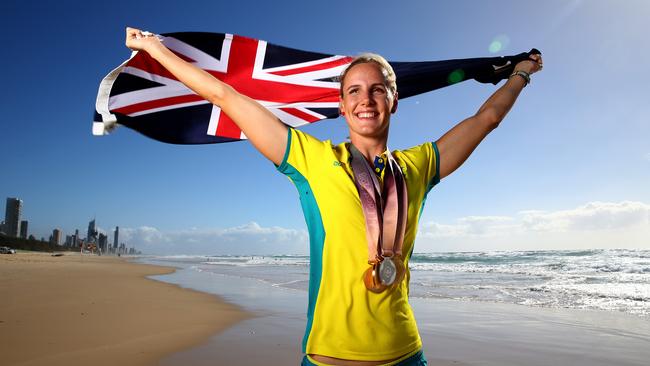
left=514, top=53, right=543, bottom=74
left=125, top=27, right=162, bottom=53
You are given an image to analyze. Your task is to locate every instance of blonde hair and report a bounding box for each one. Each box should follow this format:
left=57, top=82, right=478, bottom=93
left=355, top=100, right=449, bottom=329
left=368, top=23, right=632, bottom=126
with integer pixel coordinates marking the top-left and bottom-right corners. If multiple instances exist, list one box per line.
left=339, top=53, right=397, bottom=98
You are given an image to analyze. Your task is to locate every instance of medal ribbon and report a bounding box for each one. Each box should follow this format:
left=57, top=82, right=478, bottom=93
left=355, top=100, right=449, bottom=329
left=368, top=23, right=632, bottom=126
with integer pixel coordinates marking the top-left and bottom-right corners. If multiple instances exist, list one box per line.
left=349, top=144, right=408, bottom=264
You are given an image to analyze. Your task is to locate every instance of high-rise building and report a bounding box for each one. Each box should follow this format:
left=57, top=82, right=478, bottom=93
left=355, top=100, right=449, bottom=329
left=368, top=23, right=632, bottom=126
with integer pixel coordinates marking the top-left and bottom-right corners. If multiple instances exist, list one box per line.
left=52, top=228, right=62, bottom=245
left=4, top=197, right=22, bottom=238
left=114, top=226, right=119, bottom=249
left=98, top=233, right=108, bottom=253
left=87, top=219, right=96, bottom=243
left=20, top=220, right=28, bottom=239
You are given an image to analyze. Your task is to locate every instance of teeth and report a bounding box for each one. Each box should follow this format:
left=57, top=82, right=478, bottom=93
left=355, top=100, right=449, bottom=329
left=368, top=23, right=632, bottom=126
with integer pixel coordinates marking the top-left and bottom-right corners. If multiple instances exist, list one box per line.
left=357, top=112, right=376, bottom=118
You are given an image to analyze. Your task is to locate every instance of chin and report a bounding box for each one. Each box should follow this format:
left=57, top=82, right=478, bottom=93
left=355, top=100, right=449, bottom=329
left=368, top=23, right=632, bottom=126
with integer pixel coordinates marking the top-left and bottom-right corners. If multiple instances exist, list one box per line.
left=358, top=127, right=389, bottom=140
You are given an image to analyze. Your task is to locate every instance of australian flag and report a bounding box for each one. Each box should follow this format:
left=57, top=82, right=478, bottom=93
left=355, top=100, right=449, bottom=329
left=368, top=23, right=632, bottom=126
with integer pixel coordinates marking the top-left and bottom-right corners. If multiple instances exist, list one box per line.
left=94, top=32, right=539, bottom=144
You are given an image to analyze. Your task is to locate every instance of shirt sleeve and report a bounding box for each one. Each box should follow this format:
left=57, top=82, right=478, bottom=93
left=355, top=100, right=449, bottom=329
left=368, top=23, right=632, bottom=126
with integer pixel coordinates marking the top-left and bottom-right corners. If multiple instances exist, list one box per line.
left=398, top=141, right=441, bottom=193
left=276, top=128, right=329, bottom=181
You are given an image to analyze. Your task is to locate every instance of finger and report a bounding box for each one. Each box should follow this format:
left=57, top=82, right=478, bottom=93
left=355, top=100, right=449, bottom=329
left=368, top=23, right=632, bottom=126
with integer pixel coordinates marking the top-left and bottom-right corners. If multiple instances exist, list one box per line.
left=528, top=54, right=543, bottom=69
left=129, top=28, right=145, bottom=40
left=126, top=27, right=138, bottom=37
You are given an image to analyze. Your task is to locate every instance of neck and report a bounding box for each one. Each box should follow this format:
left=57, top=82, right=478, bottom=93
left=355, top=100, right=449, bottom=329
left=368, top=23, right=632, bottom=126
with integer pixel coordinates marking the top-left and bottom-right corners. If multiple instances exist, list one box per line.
left=349, top=135, right=387, bottom=163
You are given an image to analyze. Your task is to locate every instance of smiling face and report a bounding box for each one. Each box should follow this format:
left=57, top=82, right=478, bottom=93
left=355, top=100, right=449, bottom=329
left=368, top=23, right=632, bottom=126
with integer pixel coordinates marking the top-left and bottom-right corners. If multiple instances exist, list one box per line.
left=340, top=62, right=398, bottom=142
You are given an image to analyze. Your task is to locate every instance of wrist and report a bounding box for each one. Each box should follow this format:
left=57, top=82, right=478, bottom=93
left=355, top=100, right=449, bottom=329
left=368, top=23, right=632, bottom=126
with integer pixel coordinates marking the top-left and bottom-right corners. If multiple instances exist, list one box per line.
left=509, top=70, right=530, bottom=86
left=513, top=59, right=541, bottom=75
left=145, top=41, right=168, bottom=59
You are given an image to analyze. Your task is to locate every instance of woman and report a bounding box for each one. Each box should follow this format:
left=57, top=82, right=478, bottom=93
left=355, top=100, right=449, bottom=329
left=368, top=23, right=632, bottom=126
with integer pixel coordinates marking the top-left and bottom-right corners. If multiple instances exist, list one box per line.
left=125, top=27, right=542, bottom=366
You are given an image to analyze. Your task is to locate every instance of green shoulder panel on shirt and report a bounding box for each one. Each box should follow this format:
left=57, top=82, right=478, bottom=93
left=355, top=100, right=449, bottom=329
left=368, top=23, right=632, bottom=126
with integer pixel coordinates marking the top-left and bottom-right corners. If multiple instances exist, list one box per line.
left=276, top=128, right=326, bottom=352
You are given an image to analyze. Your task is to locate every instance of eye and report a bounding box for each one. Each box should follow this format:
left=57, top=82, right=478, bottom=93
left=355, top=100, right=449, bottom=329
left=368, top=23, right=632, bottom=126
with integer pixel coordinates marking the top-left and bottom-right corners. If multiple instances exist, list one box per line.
left=347, top=88, right=359, bottom=95
left=372, top=86, right=386, bottom=94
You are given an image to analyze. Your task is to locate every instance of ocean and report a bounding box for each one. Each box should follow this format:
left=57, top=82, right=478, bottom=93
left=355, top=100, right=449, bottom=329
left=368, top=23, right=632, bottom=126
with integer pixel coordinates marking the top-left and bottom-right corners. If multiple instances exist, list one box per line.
left=143, top=249, right=650, bottom=318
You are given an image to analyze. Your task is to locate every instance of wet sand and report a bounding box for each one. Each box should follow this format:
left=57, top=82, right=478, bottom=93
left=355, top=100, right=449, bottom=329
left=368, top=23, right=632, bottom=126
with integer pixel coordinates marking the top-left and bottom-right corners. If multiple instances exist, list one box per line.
left=0, top=252, right=249, bottom=366
left=153, top=262, right=650, bottom=366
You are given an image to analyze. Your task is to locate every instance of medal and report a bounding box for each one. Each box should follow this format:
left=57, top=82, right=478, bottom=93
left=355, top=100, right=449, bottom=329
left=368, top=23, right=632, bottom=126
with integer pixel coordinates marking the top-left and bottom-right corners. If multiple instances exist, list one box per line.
left=363, top=255, right=406, bottom=292
left=363, top=262, right=387, bottom=293
left=378, top=257, right=397, bottom=285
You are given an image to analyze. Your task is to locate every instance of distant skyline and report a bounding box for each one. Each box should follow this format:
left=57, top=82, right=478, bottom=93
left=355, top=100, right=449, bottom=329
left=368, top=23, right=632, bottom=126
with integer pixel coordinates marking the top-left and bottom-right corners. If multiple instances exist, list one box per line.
left=1, top=199, right=139, bottom=253
left=1, top=0, right=648, bottom=254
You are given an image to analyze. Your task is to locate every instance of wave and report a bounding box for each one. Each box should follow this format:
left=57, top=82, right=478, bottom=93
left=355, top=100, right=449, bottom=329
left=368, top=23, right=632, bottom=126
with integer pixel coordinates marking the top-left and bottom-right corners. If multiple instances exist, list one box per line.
left=146, top=249, right=650, bottom=318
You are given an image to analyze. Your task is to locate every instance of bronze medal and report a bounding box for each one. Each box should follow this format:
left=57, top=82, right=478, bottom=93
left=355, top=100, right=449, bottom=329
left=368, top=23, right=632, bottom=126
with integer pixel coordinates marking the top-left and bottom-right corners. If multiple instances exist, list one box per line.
left=363, top=262, right=387, bottom=293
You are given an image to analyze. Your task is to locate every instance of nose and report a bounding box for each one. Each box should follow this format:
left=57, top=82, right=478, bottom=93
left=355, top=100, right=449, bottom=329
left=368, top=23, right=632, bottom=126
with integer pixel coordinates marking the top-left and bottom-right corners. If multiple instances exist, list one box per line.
left=360, top=90, right=376, bottom=106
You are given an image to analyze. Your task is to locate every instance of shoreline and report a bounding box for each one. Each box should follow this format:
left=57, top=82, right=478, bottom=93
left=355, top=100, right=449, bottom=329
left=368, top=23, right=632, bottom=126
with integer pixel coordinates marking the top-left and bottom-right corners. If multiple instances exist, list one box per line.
left=6, top=251, right=647, bottom=366
left=0, top=252, right=250, bottom=366
left=150, top=258, right=650, bottom=366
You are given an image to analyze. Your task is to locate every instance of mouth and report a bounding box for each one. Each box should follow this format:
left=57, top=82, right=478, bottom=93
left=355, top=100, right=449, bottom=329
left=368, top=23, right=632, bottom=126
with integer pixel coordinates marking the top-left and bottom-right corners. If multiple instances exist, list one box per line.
left=355, top=111, right=379, bottom=119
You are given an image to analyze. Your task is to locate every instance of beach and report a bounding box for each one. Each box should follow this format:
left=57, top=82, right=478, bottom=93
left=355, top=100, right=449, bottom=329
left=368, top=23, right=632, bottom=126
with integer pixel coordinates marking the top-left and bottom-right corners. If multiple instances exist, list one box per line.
left=3, top=251, right=650, bottom=366
left=0, top=252, right=248, bottom=366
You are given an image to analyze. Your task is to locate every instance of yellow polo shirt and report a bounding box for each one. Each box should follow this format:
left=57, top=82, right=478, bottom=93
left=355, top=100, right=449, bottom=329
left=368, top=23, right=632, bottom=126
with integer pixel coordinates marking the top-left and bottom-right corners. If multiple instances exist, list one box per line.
left=277, top=128, right=440, bottom=361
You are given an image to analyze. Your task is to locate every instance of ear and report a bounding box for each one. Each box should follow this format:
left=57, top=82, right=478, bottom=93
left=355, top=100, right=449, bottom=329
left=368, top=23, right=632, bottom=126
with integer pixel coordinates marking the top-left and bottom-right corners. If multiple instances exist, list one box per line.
left=390, top=92, right=399, bottom=114
left=339, top=102, right=345, bottom=116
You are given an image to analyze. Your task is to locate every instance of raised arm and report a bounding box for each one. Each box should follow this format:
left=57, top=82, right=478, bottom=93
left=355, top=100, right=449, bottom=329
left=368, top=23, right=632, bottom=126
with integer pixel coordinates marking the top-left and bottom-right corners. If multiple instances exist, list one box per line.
left=435, top=54, right=543, bottom=180
left=125, top=27, right=288, bottom=165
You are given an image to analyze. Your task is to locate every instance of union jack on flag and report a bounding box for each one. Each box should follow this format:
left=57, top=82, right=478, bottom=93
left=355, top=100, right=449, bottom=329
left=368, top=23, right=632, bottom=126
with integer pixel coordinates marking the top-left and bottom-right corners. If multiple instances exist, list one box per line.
left=94, top=32, right=539, bottom=144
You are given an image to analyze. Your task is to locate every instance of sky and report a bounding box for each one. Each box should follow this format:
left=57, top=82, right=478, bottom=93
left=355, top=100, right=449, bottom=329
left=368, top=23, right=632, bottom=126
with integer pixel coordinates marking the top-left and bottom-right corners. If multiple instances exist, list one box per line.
left=1, top=0, right=648, bottom=255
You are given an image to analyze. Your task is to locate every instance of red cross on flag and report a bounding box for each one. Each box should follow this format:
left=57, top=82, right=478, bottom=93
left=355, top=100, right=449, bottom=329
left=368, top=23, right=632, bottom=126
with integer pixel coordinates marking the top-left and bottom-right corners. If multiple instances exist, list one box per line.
left=96, top=32, right=350, bottom=143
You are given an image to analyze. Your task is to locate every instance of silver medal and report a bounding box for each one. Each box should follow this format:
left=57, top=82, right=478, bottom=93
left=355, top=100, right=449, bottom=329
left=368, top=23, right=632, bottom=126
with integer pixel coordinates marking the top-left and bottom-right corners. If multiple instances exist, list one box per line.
left=378, top=258, right=397, bottom=285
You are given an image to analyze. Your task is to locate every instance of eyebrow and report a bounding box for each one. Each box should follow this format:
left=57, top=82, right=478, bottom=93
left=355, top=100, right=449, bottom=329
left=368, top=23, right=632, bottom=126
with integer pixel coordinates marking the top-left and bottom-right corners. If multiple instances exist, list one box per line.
left=346, top=83, right=386, bottom=91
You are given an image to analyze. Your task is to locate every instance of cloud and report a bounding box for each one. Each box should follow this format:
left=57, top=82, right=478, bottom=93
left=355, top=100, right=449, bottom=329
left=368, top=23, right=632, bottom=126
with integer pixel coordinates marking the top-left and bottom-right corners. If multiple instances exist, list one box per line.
left=418, top=201, right=650, bottom=251
left=130, top=226, right=166, bottom=243
left=118, top=222, right=308, bottom=255
left=420, top=216, right=515, bottom=238
left=521, top=201, right=650, bottom=232
left=114, top=201, right=649, bottom=255
left=645, top=152, right=650, bottom=162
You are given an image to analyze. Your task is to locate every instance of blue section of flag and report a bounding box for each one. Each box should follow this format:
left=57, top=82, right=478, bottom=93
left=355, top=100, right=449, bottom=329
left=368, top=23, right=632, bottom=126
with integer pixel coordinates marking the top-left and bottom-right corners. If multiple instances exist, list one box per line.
left=94, top=32, right=539, bottom=145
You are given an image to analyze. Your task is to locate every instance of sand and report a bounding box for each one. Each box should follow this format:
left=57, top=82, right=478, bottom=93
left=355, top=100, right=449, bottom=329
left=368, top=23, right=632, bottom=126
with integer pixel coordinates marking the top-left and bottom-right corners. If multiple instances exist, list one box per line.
left=4, top=252, right=649, bottom=366
left=0, top=252, right=249, bottom=366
